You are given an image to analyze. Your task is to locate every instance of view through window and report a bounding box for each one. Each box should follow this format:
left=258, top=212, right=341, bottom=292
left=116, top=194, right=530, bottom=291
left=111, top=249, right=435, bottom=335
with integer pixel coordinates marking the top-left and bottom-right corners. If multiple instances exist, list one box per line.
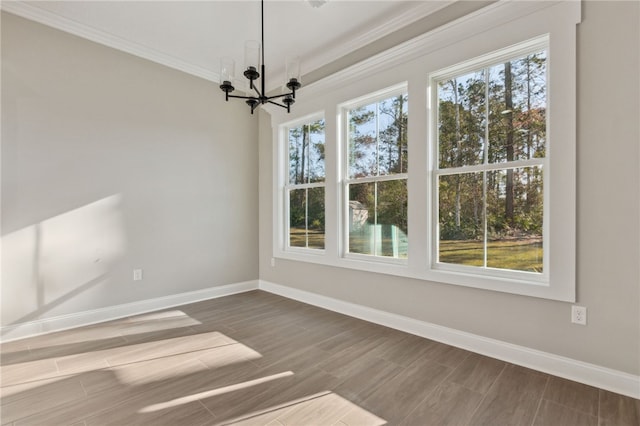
left=436, top=49, right=547, bottom=273
left=346, top=92, right=408, bottom=258
left=287, top=118, right=326, bottom=249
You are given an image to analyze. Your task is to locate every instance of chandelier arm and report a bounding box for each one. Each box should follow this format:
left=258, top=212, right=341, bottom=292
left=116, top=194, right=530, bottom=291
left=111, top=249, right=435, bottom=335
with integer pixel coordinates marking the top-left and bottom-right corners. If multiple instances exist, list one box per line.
left=227, top=94, right=259, bottom=100
left=265, top=92, right=295, bottom=101
left=252, top=84, right=263, bottom=99
left=267, top=100, right=290, bottom=109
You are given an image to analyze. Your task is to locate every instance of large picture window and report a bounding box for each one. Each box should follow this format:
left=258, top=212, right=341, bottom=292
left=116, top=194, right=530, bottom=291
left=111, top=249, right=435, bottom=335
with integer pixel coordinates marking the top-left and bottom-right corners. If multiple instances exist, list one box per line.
left=286, top=118, right=326, bottom=250
left=344, top=88, right=408, bottom=259
left=433, top=39, right=547, bottom=277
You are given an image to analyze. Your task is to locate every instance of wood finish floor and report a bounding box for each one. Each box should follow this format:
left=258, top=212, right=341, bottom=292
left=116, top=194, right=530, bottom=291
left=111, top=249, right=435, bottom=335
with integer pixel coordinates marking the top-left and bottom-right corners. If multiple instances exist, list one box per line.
left=1, top=290, right=638, bottom=425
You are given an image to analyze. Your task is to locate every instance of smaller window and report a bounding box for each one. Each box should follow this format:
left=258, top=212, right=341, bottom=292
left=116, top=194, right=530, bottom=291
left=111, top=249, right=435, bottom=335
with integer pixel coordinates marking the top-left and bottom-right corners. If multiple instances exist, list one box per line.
left=343, top=88, right=408, bottom=259
left=286, top=118, right=326, bottom=250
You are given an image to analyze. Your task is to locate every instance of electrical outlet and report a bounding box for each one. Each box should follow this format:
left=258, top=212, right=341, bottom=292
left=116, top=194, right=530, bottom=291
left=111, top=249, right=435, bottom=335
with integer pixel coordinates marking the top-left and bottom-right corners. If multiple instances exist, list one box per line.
left=571, top=305, right=587, bottom=325
left=133, top=269, right=143, bottom=281
left=271, top=258, right=275, bottom=267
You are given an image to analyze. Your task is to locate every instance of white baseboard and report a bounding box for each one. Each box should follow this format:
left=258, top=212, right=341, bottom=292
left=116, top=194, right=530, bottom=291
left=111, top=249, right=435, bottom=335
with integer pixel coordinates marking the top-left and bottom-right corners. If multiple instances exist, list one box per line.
left=259, top=280, right=640, bottom=399
left=0, top=280, right=259, bottom=342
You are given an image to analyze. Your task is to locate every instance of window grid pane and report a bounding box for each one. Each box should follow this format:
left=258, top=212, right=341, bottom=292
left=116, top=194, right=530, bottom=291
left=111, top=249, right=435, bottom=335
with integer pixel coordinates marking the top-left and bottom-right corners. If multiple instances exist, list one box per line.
left=307, top=187, right=325, bottom=249
left=289, top=188, right=308, bottom=248
left=348, top=94, right=408, bottom=179
left=289, top=120, right=326, bottom=185
left=486, top=167, right=543, bottom=272
left=348, top=179, right=408, bottom=258
left=289, top=187, right=325, bottom=250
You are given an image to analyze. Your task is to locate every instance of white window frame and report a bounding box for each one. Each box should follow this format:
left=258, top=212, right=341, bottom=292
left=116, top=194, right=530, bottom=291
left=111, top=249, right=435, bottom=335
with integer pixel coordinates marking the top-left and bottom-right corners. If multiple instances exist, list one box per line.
left=340, top=84, right=409, bottom=263
left=429, top=36, right=550, bottom=284
left=281, top=113, right=327, bottom=255
left=270, top=1, right=579, bottom=302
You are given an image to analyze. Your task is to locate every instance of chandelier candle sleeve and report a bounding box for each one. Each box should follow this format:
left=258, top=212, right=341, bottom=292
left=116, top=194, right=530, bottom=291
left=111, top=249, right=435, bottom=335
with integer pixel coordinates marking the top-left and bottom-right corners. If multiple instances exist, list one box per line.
left=218, top=0, right=302, bottom=115
left=220, top=57, right=235, bottom=100
left=286, top=56, right=301, bottom=87
left=244, top=40, right=261, bottom=82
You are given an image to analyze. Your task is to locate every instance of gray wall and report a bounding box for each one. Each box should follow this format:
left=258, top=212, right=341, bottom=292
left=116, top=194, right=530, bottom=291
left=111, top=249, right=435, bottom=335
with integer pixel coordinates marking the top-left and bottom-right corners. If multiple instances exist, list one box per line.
left=259, top=1, right=640, bottom=375
left=1, top=13, right=258, bottom=326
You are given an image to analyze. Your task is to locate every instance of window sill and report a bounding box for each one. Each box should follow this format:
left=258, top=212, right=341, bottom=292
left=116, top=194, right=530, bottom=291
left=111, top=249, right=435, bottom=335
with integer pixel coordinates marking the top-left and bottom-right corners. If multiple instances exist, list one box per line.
left=274, top=249, right=572, bottom=302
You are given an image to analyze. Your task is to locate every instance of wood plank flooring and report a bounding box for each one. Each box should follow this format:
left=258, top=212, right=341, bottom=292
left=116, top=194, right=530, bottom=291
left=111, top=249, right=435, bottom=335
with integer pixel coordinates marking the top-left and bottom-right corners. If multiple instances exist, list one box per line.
left=1, top=290, right=638, bottom=425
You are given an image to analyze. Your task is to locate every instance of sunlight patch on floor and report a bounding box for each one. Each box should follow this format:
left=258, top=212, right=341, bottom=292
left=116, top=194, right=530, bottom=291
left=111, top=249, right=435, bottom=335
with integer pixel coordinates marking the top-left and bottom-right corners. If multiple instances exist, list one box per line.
left=0, top=375, right=68, bottom=399
left=137, top=371, right=295, bottom=413
left=18, top=310, right=204, bottom=352
left=119, top=310, right=203, bottom=333
left=114, top=339, right=263, bottom=386
left=229, top=391, right=387, bottom=425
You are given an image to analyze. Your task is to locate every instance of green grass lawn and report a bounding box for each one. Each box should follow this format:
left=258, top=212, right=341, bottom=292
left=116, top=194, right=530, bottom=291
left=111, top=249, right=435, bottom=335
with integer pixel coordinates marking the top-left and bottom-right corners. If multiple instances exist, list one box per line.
left=290, top=227, right=541, bottom=272
left=348, top=234, right=409, bottom=258
left=289, top=227, right=325, bottom=249
left=439, top=238, right=543, bottom=273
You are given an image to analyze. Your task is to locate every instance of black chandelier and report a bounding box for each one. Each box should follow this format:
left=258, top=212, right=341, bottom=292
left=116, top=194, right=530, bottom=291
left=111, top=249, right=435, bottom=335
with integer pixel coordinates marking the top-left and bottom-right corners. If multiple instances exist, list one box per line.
left=219, top=0, right=301, bottom=115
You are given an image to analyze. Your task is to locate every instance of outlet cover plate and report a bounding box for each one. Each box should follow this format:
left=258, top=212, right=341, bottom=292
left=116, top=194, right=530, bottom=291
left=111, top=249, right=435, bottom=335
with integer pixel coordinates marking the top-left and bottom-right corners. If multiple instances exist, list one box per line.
left=571, top=305, right=587, bottom=325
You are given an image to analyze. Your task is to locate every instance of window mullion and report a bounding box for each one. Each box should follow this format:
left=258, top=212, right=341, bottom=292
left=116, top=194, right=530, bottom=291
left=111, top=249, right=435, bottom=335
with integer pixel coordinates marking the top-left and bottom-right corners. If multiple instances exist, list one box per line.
left=435, top=159, right=544, bottom=176
left=483, top=66, right=490, bottom=268
left=374, top=181, right=378, bottom=256
left=305, top=188, right=309, bottom=248
left=376, top=101, right=380, bottom=177
left=483, top=170, right=488, bottom=268
left=286, top=182, right=325, bottom=190
left=346, top=173, right=408, bottom=185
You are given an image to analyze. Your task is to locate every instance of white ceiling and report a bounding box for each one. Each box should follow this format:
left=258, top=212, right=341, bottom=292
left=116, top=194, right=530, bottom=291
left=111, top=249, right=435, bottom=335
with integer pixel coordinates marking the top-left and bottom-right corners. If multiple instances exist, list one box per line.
left=2, top=1, right=451, bottom=92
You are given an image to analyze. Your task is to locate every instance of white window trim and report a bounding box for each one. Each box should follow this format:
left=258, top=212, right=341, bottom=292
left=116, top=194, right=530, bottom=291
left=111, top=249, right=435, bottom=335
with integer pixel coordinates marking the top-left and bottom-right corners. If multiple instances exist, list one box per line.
left=278, top=112, right=327, bottom=255
left=270, top=0, right=580, bottom=302
left=340, top=84, right=409, bottom=263
left=429, top=35, right=550, bottom=285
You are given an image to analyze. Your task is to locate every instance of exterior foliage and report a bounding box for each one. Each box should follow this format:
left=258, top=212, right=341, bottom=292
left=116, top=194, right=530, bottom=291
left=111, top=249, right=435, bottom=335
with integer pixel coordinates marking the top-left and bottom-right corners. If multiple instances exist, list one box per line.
left=437, top=51, right=546, bottom=272
left=288, top=119, right=325, bottom=249
left=347, top=94, right=409, bottom=258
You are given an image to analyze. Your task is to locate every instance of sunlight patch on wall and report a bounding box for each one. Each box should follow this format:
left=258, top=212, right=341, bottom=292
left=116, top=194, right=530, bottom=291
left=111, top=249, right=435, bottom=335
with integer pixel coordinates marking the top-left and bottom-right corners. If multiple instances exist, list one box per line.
left=1, top=195, right=126, bottom=325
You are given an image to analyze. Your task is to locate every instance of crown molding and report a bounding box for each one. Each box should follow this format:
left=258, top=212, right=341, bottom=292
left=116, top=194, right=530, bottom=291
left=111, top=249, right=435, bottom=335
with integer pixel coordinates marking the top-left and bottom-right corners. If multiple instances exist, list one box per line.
left=2, top=0, right=456, bottom=89
left=298, top=0, right=578, bottom=100
left=1, top=1, right=219, bottom=82
left=295, top=0, right=456, bottom=87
